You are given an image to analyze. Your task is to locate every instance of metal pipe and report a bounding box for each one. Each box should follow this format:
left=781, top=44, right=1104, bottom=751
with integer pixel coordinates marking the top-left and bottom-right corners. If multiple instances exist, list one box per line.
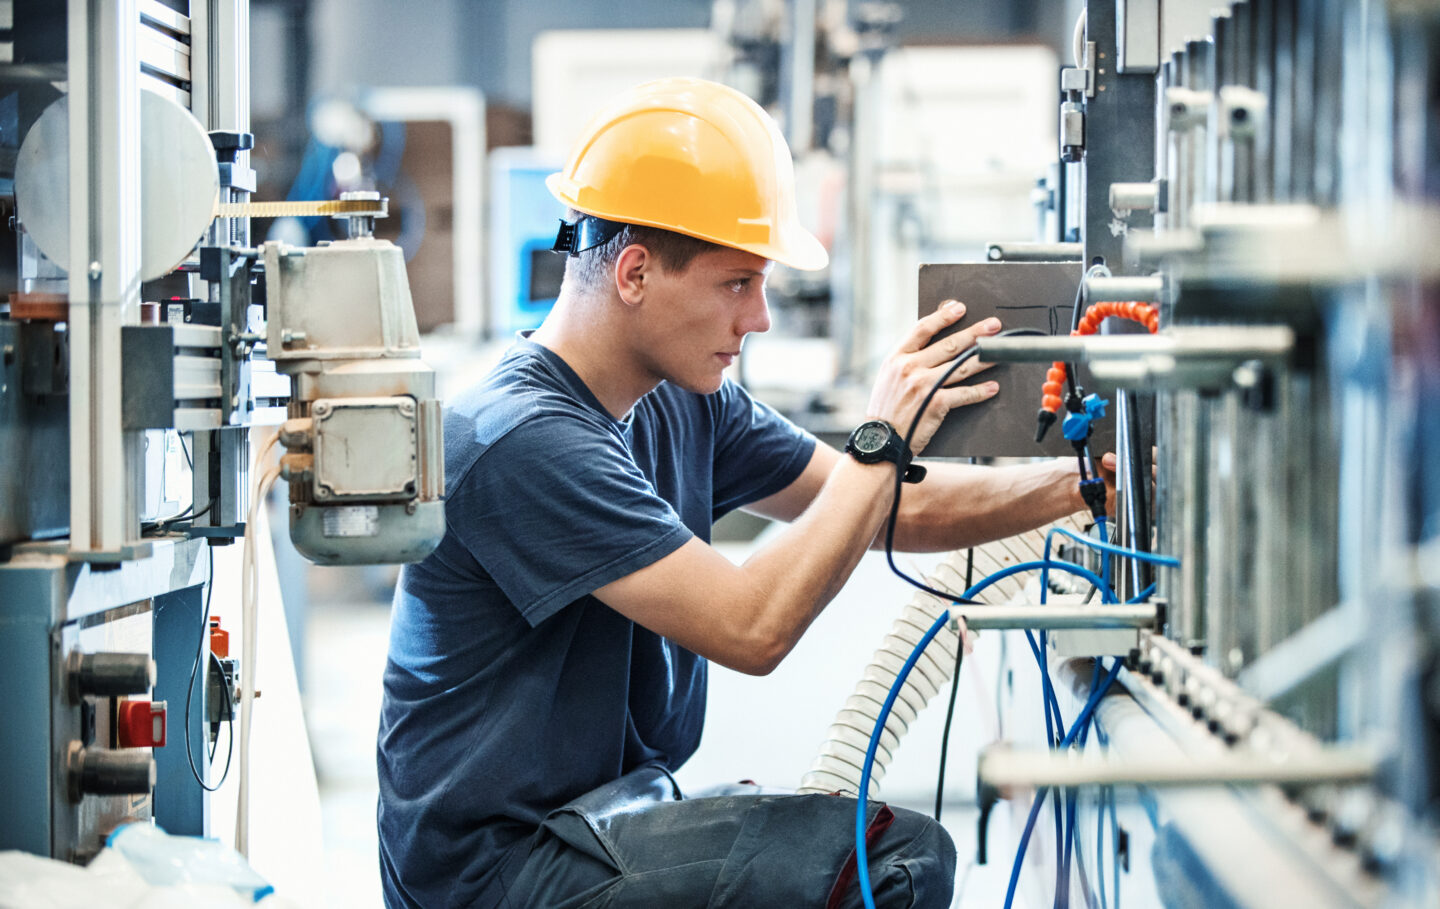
left=985, top=241, right=1083, bottom=262
left=978, top=743, right=1377, bottom=789
left=1084, top=274, right=1165, bottom=304
left=952, top=603, right=1157, bottom=631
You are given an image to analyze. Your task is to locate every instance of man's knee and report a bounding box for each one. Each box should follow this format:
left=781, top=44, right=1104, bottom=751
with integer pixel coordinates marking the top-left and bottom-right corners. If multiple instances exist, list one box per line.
left=872, top=806, right=957, bottom=909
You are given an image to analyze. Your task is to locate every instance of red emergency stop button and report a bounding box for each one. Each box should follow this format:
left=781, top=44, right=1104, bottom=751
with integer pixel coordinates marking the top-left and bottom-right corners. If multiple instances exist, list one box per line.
left=117, top=700, right=167, bottom=748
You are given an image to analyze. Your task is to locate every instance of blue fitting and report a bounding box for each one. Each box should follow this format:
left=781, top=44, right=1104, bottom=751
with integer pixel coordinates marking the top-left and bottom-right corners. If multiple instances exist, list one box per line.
left=1083, top=393, right=1108, bottom=421
left=1062, top=394, right=1109, bottom=441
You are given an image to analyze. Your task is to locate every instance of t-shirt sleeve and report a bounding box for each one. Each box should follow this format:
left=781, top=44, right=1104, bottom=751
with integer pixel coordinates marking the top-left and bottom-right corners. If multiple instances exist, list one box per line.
left=710, top=379, right=817, bottom=517
left=446, top=414, right=694, bottom=626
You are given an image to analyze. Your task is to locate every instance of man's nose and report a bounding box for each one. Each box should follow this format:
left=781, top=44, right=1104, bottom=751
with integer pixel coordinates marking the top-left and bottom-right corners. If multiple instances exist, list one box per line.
left=740, top=288, right=771, bottom=336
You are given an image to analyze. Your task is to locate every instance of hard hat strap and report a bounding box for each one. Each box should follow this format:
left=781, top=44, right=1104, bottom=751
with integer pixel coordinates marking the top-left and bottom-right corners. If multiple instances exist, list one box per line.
left=551, top=215, right=627, bottom=257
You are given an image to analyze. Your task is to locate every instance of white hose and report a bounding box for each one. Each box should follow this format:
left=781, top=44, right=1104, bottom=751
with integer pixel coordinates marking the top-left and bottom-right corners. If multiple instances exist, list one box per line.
left=798, top=551, right=969, bottom=797
left=798, top=519, right=1086, bottom=797
left=235, top=430, right=281, bottom=857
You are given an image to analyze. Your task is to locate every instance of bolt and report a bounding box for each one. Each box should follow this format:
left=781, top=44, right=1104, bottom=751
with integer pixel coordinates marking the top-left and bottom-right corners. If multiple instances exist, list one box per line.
left=312, top=402, right=330, bottom=417
left=399, top=400, right=415, bottom=416
left=87, top=261, right=102, bottom=280
left=316, top=487, right=329, bottom=499
left=1170, top=103, right=1186, bottom=117
left=1227, top=647, right=1245, bottom=672
left=1232, top=107, right=1250, bottom=123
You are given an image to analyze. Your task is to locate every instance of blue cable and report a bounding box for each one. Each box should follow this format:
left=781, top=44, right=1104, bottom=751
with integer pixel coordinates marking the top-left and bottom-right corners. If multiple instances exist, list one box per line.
left=972, top=559, right=1118, bottom=605
left=1059, top=661, right=1101, bottom=907
left=855, top=610, right=950, bottom=909
left=855, top=558, right=1120, bottom=908
left=1043, top=525, right=1181, bottom=570
left=1003, top=659, right=1123, bottom=909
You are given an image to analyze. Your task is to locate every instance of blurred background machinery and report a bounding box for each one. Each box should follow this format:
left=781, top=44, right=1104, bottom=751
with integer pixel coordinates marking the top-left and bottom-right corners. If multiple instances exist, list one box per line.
left=0, top=0, right=441, bottom=892
left=928, top=1, right=1440, bottom=906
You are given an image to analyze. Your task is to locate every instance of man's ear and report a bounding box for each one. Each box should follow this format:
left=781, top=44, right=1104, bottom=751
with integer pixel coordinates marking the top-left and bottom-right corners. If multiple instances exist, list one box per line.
left=613, top=244, right=650, bottom=305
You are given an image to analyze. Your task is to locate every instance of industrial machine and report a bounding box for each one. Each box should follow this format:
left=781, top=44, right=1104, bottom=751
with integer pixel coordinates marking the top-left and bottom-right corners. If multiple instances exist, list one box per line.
left=801, top=2, right=1440, bottom=908
left=0, top=0, right=441, bottom=866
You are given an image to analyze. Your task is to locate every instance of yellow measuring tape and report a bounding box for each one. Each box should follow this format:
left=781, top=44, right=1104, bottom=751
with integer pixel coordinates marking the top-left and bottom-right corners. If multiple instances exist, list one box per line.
left=214, top=198, right=386, bottom=219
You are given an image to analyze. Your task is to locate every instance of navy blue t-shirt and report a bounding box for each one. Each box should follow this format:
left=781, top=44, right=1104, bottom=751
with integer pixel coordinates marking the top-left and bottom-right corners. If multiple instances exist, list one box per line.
left=377, top=338, right=816, bottom=908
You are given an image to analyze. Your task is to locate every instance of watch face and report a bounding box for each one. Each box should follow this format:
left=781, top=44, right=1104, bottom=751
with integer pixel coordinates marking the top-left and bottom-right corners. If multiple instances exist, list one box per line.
left=855, top=422, right=890, bottom=454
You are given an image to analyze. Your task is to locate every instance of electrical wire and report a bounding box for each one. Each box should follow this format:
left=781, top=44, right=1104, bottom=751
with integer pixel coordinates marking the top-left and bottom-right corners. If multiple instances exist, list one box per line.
left=856, top=610, right=951, bottom=909
left=207, top=650, right=235, bottom=766
left=1043, top=525, right=1181, bottom=571
left=1003, top=659, right=1124, bottom=909
left=933, top=645, right=964, bottom=822
left=883, top=328, right=1049, bottom=604
left=934, top=465, right=978, bottom=822
left=859, top=558, right=1123, bottom=908
left=183, top=548, right=232, bottom=791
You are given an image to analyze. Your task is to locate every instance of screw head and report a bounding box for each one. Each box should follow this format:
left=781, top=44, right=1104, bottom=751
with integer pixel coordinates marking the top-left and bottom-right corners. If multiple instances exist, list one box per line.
left=87, top=261, right=102, bottom=280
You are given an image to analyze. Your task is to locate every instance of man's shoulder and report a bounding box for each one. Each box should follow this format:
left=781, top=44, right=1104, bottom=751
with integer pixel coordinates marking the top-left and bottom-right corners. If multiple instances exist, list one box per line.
left=442, top=350, right=613, bottom=483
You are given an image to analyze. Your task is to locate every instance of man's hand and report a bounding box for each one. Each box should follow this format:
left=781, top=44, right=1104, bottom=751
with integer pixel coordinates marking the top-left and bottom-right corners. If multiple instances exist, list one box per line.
left=867, top=300, right=1002, bottom=456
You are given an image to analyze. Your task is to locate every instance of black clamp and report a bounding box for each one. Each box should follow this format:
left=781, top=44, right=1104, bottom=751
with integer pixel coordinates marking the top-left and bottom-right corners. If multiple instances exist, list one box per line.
left=552, top=215, right=626, bottom=257
left=209, top=130, right=256, bottom=193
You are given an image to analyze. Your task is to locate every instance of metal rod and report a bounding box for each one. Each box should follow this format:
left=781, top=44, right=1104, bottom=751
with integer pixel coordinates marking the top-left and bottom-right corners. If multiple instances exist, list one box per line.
left=952, top=603, right=1157, bottom=630
left=978, top=743, right=1377, bottom=789
left=1084, top=274, right=1165, bottom=304
left=985, top=241, right=1083, bottom=262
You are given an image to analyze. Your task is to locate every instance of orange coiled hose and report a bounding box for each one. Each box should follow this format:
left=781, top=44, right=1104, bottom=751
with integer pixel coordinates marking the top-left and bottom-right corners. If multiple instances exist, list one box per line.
left=1041, top=301, right=1161, bottom=414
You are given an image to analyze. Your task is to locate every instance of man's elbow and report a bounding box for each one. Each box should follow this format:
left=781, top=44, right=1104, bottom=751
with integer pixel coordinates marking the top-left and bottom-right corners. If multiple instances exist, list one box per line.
left=724, top=630, right=791, bottom=676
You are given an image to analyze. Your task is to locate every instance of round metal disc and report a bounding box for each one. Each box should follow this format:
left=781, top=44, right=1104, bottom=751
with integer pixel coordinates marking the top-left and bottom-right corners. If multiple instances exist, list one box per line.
left=15, top=88, right=220, bottom=282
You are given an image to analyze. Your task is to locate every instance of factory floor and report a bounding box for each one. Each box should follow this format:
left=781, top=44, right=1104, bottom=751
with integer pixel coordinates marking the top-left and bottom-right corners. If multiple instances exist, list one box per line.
left=306, top=594, right=1027, bottom=907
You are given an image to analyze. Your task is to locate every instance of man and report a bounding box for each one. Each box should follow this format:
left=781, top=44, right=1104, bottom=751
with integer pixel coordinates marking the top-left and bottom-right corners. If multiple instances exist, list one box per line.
left=378, top=78, right=1095, bottom=908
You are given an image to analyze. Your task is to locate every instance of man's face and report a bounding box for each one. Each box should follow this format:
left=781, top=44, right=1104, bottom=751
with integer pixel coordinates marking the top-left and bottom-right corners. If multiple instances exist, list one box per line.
left=634, top=246, right=774, bottom=394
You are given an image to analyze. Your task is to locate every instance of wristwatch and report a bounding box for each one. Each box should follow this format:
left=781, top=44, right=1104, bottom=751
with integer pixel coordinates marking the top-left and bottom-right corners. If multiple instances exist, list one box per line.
left=844, top=420, right=927, bottom=484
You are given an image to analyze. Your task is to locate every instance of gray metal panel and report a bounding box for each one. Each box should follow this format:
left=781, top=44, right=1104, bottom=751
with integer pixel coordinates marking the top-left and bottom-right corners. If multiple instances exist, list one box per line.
left=122, top=325, right=176, bottom=430
left=0, top=321, right=70, bottom=546
left=917, top=262, right=1118, bottom=459
left=151, top=582, right=208, bottom=836
left=0, top=562, right=64, bottom=854
left=1084, top=0, right=1158, bottom=270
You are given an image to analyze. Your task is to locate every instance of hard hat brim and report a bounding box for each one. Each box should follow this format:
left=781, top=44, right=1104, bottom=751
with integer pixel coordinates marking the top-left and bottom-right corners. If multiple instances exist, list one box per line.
left=547, top=173, right=830, bottom=272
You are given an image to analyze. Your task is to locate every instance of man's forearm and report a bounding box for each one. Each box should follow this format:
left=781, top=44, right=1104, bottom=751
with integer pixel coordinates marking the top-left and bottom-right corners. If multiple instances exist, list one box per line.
left=885, top=459, right=1087, bottom=553
left=738, top=457, right=902, bottom=660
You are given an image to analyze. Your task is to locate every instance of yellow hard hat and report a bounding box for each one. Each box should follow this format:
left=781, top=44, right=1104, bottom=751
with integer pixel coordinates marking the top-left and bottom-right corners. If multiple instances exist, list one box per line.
left=546, top=77, right=829, bottom=271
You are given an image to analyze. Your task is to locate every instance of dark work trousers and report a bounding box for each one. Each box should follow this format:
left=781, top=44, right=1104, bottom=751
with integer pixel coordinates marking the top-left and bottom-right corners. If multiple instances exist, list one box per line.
left=502, top=765, right=956, bottom=908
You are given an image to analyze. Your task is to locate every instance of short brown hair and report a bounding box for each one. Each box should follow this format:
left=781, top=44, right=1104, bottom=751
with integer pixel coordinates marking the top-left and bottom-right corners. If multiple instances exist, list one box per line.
left=563, top=210, right=722, bottom=295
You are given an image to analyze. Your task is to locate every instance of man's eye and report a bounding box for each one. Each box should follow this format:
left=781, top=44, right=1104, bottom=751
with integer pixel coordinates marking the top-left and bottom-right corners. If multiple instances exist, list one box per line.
left=728, top=279, right=750, bottom=293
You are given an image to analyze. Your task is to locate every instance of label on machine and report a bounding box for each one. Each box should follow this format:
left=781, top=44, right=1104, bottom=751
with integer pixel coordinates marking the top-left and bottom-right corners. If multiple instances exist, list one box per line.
left=321, top=505, right=380, bottom=538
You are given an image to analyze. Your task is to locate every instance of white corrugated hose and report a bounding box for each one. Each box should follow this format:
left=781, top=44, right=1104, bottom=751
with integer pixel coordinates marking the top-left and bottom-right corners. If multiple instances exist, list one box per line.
left=797, top=519, right=1084, bottom=797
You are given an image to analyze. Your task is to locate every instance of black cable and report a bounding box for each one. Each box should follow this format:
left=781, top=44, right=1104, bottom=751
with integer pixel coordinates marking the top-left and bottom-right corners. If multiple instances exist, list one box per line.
left=933, top=459, right=979, bottom=822
left=184, top=548, right=233, bottom=790
left=144, top=499, right=215, bottom=535
left=934, top=645, right=964, bottom=821
left=207, top=650, right=235, bottom=766
left=883, top=328, right=1049, bottom=603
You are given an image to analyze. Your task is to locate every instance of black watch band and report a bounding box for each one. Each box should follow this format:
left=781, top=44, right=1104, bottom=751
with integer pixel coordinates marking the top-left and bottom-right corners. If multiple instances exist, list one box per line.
left=844, top=420, right=927, bottom=484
